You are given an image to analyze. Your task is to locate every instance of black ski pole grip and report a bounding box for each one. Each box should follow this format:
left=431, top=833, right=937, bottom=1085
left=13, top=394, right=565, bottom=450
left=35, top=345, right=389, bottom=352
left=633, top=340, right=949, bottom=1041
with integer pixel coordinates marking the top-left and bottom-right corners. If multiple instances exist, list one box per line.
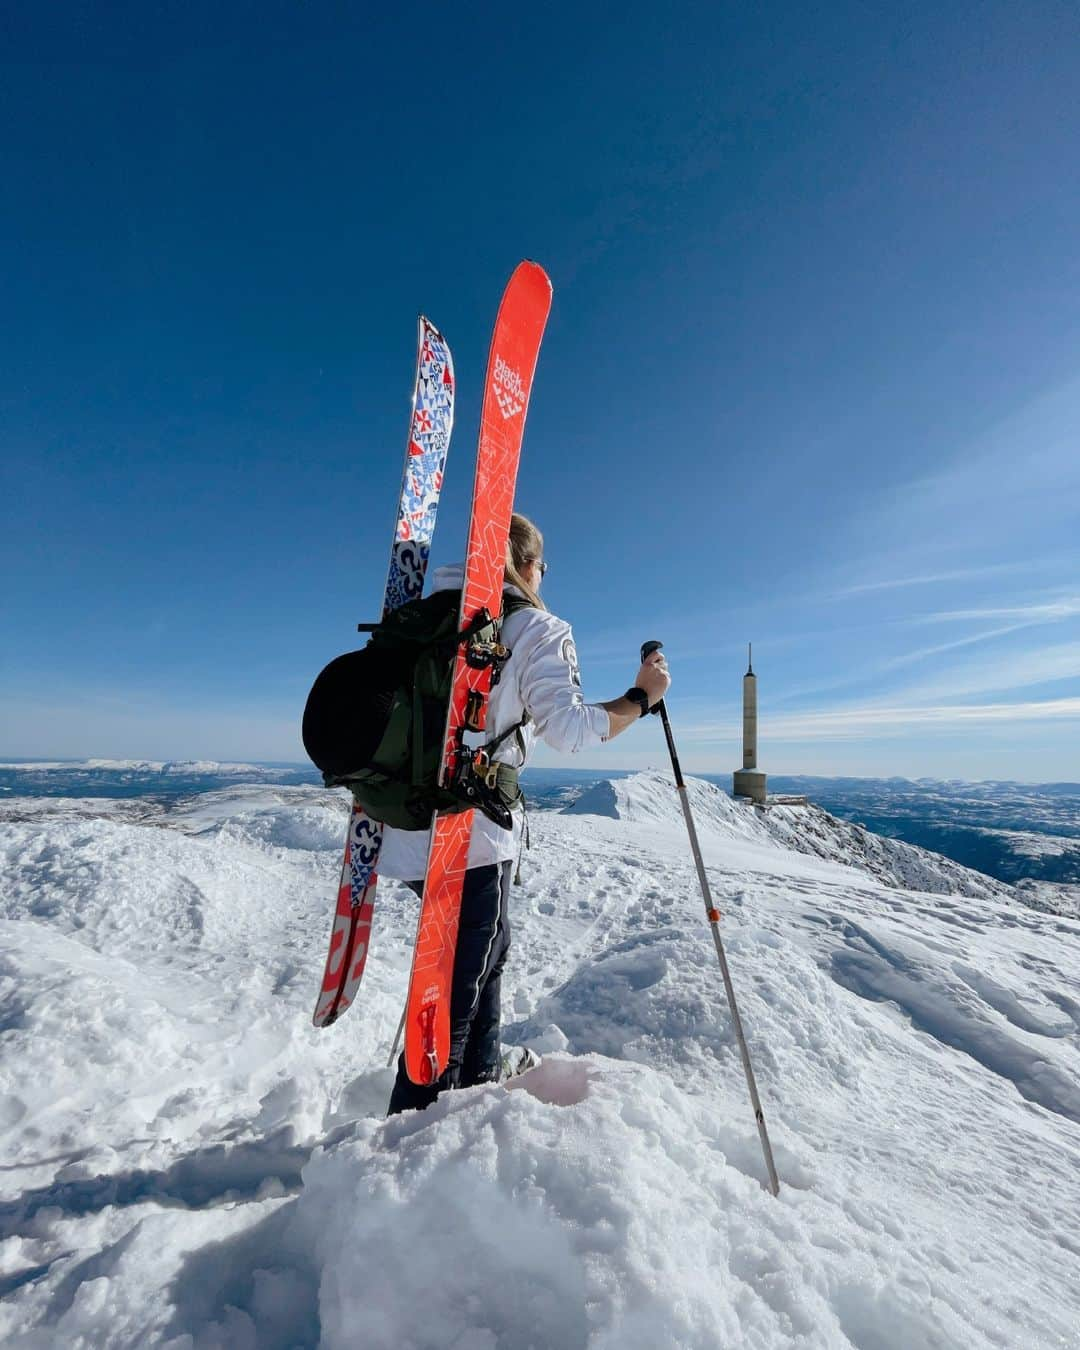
left=640, top=640, right=664, bottom=715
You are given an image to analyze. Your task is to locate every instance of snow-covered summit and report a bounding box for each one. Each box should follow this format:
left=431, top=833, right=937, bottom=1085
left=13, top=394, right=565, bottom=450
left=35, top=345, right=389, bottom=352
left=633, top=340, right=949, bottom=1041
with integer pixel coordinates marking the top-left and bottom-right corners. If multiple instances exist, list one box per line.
left=1, top=778, right=1078, bottom=1346
left=564, top=770, right=767, bottom=837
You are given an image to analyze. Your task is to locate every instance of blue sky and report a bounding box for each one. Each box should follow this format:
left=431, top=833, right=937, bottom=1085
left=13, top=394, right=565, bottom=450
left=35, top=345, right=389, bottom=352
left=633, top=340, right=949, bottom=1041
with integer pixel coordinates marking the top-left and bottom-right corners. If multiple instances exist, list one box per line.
left=2, top=2, right=1079, bottom=779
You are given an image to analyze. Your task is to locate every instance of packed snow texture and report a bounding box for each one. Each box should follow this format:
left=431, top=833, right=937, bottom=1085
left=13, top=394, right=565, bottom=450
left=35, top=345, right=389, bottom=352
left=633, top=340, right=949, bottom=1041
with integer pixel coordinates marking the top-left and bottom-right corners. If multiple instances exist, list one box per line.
left=1, top=774, right=1078, bottom=1347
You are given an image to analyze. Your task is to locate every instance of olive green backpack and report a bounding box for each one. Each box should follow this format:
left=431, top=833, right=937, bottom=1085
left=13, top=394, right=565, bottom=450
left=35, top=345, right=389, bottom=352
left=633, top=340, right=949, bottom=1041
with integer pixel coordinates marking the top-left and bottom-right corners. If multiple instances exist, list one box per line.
left=302, top=589, right=531, bottom=831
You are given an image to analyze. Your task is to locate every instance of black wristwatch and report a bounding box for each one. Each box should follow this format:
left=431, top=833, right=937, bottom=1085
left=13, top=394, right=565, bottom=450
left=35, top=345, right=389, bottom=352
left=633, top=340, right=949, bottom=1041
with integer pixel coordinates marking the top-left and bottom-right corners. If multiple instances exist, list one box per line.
left=624, top=686, right=650, bottom=718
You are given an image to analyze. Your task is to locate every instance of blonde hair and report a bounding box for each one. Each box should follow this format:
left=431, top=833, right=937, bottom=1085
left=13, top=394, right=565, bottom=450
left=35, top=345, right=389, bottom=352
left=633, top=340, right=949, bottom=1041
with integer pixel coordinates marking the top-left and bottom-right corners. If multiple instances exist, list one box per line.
left=505, top=513, right=546, bottom=611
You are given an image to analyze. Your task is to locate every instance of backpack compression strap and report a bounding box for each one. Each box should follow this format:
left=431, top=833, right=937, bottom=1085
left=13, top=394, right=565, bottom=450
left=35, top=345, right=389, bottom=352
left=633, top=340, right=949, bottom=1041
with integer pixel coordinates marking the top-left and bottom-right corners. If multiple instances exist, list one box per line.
left=484, top=590, right=535, bottom=764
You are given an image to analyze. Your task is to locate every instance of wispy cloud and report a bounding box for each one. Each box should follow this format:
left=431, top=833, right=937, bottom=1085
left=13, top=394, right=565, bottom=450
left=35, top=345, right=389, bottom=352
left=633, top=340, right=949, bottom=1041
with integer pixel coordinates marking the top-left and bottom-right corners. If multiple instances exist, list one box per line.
left=687, top=697, right=1080, bottom=743
left=919, top=597, right=1080, bottom=625
left=883, top=640, right=1080, bottom=704
left=774, top=621, right=1056, bottom=705
left=877, top=622, right=1036, bottom=671
left=832, top=561, right=1038, bottom=599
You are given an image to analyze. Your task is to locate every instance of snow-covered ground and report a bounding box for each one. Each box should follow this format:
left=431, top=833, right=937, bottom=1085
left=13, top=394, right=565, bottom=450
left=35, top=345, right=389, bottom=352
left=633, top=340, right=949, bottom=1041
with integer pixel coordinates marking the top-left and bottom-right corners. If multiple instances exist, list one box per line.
left=1, top=774, right=1078, bottom=1348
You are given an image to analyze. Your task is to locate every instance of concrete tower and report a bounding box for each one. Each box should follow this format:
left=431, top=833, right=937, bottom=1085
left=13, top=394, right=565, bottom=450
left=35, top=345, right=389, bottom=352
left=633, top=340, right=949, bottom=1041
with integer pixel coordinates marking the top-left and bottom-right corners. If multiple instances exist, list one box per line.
left=732, top=644, right=767, bottom=805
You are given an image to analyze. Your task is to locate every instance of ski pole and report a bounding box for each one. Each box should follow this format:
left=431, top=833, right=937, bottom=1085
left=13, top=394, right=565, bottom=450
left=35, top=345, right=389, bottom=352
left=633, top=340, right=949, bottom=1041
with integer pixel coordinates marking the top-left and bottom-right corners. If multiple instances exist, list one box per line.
left=640, top=640, right=780, bottom=1197
left=387, top=1005, right=406, bottom=1068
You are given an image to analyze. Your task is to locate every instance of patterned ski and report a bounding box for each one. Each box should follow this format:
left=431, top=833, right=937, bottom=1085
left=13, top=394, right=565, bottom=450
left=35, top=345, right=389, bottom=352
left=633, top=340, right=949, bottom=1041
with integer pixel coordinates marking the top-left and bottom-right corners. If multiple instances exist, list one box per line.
left=403, top=261, right=552, bottom=1083
left=312, top=317, right=454, bottom=1028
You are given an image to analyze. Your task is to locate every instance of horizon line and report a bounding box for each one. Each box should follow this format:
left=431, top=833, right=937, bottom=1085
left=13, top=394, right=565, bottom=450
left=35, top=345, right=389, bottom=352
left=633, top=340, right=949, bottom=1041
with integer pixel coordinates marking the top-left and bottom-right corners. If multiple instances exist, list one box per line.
left=1, top=757, right=1078, bottom=789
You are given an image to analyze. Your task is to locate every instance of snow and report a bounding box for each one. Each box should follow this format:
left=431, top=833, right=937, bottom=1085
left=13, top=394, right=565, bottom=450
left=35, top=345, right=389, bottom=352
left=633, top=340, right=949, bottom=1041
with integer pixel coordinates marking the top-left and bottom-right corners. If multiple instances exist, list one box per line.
left=0, top=763, right=78, bottom=772
left=989, top=827, right=1080, bottom=862
left=1, top=774, right=1079, bottom=1347
left=1014, top=877, right=1080, bottom=920
left=82, top=760, right=269, bottom=775
left=567, top=772, right=1010, bottom=899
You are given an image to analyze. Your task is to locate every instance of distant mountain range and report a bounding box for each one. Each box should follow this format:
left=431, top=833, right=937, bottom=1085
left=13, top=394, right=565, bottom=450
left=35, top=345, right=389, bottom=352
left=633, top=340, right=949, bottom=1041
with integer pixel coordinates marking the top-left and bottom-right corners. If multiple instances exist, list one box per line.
left=0, top=759, right=318, bottom=799
left=761, top=775, right=1080, bottom=887
left=1, top=761, right=1077, bottom=889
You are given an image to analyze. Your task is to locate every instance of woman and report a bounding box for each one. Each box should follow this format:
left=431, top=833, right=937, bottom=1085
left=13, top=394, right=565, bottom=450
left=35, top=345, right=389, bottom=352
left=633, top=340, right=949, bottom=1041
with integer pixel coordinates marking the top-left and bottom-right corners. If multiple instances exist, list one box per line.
left=378, top=513, right=670, bottom=1114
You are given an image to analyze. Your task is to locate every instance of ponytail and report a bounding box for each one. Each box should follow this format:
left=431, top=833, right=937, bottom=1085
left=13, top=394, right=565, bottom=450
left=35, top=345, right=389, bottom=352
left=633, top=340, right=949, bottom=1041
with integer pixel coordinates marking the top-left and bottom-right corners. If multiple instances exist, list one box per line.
left=505, top=513, right=546, bottom=611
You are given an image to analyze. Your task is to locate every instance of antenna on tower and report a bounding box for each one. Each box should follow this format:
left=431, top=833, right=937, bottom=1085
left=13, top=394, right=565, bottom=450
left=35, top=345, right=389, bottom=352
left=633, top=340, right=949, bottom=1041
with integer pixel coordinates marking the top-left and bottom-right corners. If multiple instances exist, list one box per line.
left=747, top=642, right=753, bottom=676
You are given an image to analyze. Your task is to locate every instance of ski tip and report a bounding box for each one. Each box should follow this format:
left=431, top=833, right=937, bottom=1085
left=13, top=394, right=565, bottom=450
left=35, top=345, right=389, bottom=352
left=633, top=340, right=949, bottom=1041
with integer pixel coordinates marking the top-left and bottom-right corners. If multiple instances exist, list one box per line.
left=512, top=259, right=553, bottom=294
left=419, top=313, right=447, bottom=341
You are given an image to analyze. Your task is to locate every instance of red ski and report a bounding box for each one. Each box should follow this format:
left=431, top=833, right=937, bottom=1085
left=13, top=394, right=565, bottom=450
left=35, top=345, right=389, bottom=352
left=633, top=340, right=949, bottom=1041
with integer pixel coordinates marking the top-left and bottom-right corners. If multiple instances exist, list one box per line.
left=403, top=261, right=552, bottom=1085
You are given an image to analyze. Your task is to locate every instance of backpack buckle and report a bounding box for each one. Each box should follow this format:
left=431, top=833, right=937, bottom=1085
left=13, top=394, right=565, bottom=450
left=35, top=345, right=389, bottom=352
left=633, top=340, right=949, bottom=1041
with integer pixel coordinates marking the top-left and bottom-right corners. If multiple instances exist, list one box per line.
left=466, top=639, right=510, bottom=670
left=472, top=749, right=500, bottom=790
left=464, top=690, right=485, bottom=730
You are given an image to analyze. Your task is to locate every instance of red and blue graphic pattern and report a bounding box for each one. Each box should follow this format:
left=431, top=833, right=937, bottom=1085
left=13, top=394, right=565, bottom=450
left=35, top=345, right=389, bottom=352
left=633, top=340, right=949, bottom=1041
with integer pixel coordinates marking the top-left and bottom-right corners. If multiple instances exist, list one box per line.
left=313, top=317, right=455, bottom=1028
left=384, top=322, right=455, bottom=612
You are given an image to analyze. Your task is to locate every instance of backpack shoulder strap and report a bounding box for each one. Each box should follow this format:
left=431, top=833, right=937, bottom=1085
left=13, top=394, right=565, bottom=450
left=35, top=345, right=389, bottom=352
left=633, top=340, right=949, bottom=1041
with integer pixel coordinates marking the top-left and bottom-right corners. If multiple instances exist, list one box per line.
left=500, top=590, right=534, bottom=621
left=481, top=591, right=537, bottom=764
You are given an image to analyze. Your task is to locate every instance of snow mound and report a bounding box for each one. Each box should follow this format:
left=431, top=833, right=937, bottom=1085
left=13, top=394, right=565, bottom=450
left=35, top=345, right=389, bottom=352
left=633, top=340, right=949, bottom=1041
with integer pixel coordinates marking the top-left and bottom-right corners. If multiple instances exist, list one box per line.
left=0, top=789, right=388, bottom=1192
left=175, top=786, right=348, bottom=854
left=564, top=771, right=770, bottom=842
left=284, top=1057, right=977, bottom=1350
left=519, top=928, right=732, bottom=1065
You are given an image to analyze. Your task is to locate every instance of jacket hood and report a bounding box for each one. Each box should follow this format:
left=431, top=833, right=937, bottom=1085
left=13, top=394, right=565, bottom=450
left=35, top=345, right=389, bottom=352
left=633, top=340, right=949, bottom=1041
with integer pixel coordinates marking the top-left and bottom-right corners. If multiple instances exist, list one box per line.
left=431, top=563, right=465, bottom=591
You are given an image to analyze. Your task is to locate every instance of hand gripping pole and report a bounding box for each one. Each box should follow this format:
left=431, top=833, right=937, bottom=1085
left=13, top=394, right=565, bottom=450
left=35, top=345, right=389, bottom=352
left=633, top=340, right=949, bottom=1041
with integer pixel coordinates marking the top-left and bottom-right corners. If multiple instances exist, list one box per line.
left=640, top=641, right=780, bottom=1196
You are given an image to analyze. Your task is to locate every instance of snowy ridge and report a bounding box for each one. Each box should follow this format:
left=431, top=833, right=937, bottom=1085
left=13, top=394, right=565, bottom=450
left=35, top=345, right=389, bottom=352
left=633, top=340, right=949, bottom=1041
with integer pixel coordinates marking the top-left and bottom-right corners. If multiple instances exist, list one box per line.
left=564, top=771, right=774, bottom=841
left=1, top=775, right=1079, bottom=1346
left=763, top=802, right=1010, bottom=900
left=566, top=771, right=1009, bottom=901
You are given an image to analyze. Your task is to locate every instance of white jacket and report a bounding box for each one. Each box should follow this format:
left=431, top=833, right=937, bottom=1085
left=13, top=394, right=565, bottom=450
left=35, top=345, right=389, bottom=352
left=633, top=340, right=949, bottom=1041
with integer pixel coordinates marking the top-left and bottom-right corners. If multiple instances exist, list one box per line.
left=376, top=564, right=610, bottom=880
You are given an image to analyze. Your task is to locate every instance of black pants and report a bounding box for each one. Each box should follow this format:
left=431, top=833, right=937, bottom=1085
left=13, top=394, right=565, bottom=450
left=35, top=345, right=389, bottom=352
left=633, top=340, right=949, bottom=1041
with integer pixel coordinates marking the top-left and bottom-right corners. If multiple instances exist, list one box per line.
left=387, top=859, right=512, bottom=1116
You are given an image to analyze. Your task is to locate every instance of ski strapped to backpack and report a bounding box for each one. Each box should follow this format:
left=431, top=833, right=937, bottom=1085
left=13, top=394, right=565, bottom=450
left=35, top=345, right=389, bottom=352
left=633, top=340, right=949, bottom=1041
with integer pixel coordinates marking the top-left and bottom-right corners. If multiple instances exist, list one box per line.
left=307, top=588, right=533, bottom=833
left=404, top=260, right=552, bottom=1086
left=307, top=315, right=454, bottom=1030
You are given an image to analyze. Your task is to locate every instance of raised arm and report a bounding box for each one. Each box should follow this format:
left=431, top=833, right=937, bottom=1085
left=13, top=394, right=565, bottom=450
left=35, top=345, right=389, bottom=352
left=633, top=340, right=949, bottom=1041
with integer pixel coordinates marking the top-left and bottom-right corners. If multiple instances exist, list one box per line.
left=517, top=618, right=671, bottom=749
left=598, top=648, right=671, bottom=741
